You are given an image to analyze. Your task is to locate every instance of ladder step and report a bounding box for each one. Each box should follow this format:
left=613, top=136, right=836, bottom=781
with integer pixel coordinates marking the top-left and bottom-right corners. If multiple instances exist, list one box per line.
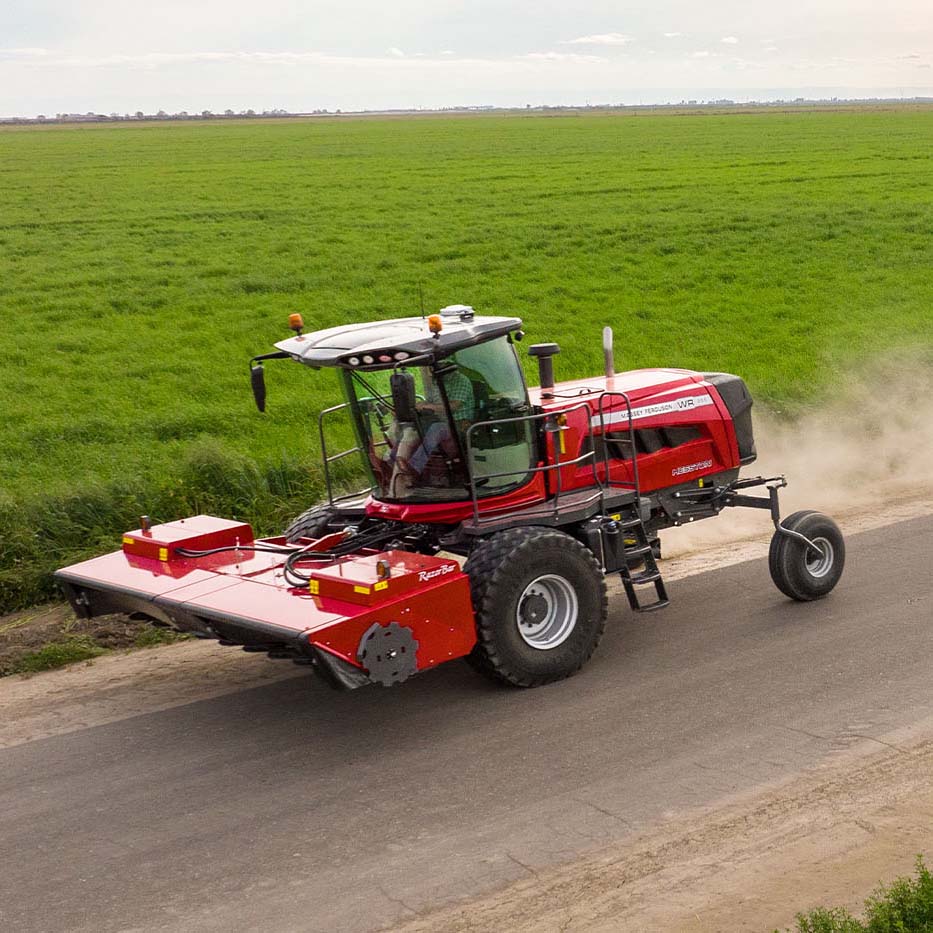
left=635, top=598, right=670, bottom=612
left=615, top=515, right=644, bottom=529
left=623, top=543, right=653, bottom=557
left=626, top=570, right=662, bottom=585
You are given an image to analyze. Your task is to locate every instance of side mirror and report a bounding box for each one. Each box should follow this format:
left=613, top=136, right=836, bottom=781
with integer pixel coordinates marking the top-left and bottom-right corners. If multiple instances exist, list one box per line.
left=250, top=364, right=267, bottom=412
left=390, top=371, right=417, bottom=423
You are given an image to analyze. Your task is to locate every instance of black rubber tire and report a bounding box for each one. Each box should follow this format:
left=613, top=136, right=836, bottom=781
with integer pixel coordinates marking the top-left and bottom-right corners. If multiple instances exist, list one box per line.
left=769, top=510, right=845, bottom=602
left=464, top=527, right=608, bottom=687
left=283, top=505, right=336, bottom=543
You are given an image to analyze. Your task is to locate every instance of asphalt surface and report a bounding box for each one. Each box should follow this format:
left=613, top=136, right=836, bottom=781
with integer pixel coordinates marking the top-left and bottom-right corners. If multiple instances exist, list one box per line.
left=2, top=516, right=931, bottom=933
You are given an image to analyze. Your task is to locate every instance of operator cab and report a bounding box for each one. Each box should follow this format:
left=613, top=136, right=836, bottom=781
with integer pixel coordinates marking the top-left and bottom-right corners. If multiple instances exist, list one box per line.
left=269, top=307, right=536, bottom=503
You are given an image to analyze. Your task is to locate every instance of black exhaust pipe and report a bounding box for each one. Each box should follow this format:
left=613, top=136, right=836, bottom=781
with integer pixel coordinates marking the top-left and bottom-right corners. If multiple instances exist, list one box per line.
left=528, top=343, right=560, bottom=399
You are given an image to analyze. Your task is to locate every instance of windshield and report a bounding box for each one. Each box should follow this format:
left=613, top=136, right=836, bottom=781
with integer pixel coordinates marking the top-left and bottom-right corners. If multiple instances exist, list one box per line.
left=340, top=337, right=535, bottom=503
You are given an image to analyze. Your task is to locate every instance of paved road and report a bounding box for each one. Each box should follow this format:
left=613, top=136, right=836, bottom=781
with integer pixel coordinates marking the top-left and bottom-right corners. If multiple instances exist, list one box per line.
left=2, top=516, right=931, bottom=933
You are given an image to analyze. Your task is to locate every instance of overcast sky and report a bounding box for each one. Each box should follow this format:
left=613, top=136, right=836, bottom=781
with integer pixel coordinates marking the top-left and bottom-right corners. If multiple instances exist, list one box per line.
left=1, top=0, right=931, bottom=116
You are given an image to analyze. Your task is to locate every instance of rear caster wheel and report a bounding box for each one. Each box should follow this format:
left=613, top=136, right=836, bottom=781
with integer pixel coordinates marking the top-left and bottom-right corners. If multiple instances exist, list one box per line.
left=464, top=528, right=608, bottom=687
left=769, top=510, right=845, bottom=601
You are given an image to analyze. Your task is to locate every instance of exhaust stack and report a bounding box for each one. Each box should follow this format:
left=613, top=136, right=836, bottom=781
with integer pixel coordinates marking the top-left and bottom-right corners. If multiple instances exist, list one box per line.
left=528, top=343, right=560, bottom=399
left=603, top=326, right=614, bottom=379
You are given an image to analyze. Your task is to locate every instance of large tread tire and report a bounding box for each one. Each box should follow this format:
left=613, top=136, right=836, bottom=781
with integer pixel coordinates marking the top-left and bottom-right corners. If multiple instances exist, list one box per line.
left=769, top=510, right=845, bottom=602
left=464, top=527, right=608, bottom=688
left=284, top=505, right=337, bottom=543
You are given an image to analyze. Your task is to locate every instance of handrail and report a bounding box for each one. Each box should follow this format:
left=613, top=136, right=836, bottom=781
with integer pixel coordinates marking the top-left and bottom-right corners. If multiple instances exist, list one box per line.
left=462, top=391, right=649, bottom=528
left=464, top=400, right=601, bottom=527
left=317, top=403, right=369, bottom=506
left=594, top=391, right=641, bottom=509
left=318, top=390, right=646, bottom=520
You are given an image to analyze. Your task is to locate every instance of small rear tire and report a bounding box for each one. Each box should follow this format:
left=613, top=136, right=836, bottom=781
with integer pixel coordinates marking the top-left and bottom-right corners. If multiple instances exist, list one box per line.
left=464, top=527, right=608, bottom=687
left=769, top=510, right=845, bottom=601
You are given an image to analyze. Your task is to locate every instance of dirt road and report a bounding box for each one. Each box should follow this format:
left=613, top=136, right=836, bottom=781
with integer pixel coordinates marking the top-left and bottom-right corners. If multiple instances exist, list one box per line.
left=1, top=509, right=931, bottom=931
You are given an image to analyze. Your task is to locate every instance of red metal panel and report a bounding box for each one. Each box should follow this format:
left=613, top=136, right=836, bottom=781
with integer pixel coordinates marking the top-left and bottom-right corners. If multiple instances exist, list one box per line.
left=366, top=473, right=546, bottom=524
left=121, top=515, right=254, bottom=561
left=156, top=554, right=477, bottom=671
left=59, top=537, right=478, bottom=672
left=307, top=551, right=460, bottom=607
left=57, top=550, right=225, bottom=597
left=305, top=574, right=476, bottom=671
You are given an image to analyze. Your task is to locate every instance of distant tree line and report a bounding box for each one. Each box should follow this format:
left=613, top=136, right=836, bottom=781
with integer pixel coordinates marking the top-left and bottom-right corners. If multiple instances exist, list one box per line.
left=2, top=98, right=931, bottom=126
left=0, top=108, right=339, bottom=126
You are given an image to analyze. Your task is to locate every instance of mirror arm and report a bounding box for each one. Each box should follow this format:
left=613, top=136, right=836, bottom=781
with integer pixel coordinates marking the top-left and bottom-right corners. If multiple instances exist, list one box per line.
left=249, top=352, right=290, bottom=414
left=250, top=351, right=290, bottom=365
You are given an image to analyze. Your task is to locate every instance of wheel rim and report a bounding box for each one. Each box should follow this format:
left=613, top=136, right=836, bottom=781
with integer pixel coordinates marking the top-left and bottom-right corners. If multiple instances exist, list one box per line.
left=805, top=536, right=835, bottom=578
left=517, top=574, right=578, bottom=649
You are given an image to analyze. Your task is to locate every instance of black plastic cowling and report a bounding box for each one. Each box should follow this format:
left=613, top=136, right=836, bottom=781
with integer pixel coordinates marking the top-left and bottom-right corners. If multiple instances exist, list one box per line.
left=704, top=372, right=757, bottom=464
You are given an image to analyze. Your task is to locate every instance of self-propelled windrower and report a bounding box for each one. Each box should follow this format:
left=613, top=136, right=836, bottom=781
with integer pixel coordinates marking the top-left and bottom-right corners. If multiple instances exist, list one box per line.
left=56, top=305, right=845, bottom=689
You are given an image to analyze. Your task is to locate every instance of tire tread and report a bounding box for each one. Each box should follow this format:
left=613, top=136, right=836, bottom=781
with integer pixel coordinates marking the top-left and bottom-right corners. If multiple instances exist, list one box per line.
left=465, top=527, right=608, bottom=687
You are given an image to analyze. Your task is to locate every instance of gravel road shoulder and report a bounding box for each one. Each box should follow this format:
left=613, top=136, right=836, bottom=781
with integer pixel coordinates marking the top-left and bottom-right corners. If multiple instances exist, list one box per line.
left=395, top=715, right=933, bottom=932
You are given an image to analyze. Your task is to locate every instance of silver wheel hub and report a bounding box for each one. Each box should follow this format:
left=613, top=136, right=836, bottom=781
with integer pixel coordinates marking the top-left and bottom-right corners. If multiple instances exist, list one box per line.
left=805, top=536, right=834, bottom=578
left=517, top=574, right=578, bottom=649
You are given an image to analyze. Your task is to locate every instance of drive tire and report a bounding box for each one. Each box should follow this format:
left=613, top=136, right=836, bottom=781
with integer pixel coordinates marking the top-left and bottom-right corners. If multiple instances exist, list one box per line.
left=464, top=527, right=608, bottom=687
left=769, top=510, right=845, bottom=601
left=284, top=505, right=336, bottom=543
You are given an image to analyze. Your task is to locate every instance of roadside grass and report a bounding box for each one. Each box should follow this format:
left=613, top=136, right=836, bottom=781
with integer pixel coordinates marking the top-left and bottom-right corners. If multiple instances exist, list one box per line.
left=11, top=635, right=107, bottom=674
left=132, top=625, right=189, bottom=649
left=1, top=107, right=931, bottom=609
left=791, top=856, right=933, bottom=932
left=0, top=602, right=191, bottom=676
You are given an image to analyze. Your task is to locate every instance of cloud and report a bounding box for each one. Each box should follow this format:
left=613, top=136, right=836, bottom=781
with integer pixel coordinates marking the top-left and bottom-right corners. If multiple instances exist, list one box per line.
left=521, top=51, right=606, bottom=63
left=19, top=47, right=618, bottom=76
left=764, top=46, right=779, bottom=53
left=441, top=50, right=455, bottom=56
left=899, top=53, right=921, bottom=59
left=691, top=50, right=711, bottom=58
left=11, top=49, right=465, bottom=71
left=564, top=33, right=634, bottom=47
left=720, top=36, right=739, bottom=44
left=663, top=32, right=682, bottom=38
left=0, top=47, right=49, bottom=59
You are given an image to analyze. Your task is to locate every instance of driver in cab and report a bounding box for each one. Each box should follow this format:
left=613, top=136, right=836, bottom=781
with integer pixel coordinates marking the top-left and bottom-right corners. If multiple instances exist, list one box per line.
left=393, top=365, right=476, bottom=487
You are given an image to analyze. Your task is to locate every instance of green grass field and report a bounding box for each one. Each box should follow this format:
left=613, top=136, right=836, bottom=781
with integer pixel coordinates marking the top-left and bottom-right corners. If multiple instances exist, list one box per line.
left=1, top=107, right=931, bottom=609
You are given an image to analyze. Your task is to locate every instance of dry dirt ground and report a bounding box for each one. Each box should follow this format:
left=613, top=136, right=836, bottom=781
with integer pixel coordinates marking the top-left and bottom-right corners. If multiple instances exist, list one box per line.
left=395, top=717, right=933, bottom=932
left=2, top=496, right=932, bottom=931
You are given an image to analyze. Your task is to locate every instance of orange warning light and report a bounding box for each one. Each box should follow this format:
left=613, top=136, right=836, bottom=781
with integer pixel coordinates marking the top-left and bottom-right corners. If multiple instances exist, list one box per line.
left=289, top=313, right=304, bottom=334
left=427, top=314, right=443, bottom=334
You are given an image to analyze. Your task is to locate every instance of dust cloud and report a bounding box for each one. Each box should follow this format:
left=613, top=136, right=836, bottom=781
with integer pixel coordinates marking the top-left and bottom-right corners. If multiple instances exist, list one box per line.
left=662, top=356, right=933, bottom=557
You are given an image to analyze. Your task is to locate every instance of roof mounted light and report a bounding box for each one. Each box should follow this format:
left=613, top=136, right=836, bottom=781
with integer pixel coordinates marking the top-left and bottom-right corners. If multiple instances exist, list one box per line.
left=427, top=314, right=443, bottom=335
left=439, top=304, right=475, bottom=321
left=288, top=313, right=304, bottom=336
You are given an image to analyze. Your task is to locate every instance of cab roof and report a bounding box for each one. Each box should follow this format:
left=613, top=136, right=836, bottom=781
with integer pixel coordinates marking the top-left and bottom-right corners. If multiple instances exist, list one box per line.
left=275, top=313, right=522, bottom=370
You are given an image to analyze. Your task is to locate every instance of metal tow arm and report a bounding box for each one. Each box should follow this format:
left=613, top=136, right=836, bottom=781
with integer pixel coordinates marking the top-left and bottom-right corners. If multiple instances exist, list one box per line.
left=721, top=476, right=824, bottom=558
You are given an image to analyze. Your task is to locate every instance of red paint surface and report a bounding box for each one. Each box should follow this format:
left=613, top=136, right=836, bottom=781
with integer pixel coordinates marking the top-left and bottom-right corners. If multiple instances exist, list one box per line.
left=60, top=542, right=477, bottom=672
left=366, top=367, right=742, bottom=526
